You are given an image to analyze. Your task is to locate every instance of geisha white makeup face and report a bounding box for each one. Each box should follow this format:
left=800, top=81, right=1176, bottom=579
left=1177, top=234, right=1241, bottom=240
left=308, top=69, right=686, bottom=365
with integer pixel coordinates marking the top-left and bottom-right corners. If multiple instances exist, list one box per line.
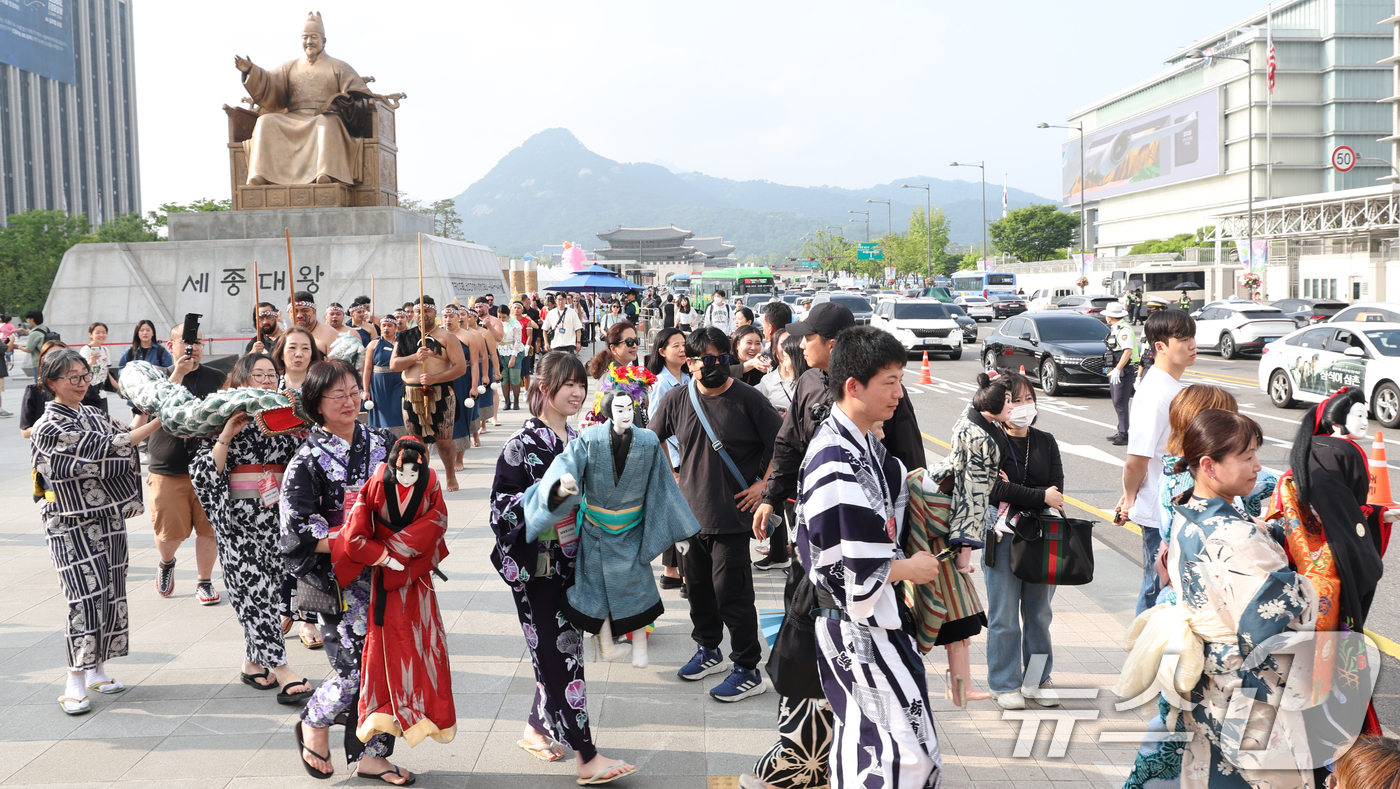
left=395, top=462, right=420, bottom=487
left=610, top=393, right=634, bottom=433
left=1344, top=402, right=1369, bottom=438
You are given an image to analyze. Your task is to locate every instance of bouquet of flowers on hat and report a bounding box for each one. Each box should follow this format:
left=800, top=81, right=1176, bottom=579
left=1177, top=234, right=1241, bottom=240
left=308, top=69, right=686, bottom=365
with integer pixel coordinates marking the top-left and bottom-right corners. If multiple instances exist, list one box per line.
left=580, top=365, right=656, bottom=429
left=1241, top=272, right=1262, bottom=290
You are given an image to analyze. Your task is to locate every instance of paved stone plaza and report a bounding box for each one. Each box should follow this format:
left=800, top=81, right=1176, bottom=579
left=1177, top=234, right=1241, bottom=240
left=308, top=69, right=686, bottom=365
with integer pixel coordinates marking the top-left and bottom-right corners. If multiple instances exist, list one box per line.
left=0, top=406, right=1157, bottom=788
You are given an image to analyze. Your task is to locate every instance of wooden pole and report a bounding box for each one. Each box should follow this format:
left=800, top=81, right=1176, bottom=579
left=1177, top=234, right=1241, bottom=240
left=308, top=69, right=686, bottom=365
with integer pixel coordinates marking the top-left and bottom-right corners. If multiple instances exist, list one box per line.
left=285, top=228, right=296, bottom=314
left=253, top=260, right=261, bottom=347
left=417, top=232, right=425, bottom=347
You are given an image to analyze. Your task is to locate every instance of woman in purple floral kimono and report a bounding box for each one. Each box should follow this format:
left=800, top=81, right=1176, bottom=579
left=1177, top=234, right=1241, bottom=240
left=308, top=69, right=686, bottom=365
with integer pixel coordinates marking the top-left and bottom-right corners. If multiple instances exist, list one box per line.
left=488, top=352, right=637, bottom=785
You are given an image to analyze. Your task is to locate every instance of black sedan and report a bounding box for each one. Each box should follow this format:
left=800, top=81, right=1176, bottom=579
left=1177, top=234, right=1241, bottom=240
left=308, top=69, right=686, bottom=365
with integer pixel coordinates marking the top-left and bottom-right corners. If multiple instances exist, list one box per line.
left=944, top=303, right=979, bottom=344
left=992, top=293, right=1028, bottom=318
left=1269, top=298, right=1348, bottom=327
left=981, top=313, right=1111, bottom=396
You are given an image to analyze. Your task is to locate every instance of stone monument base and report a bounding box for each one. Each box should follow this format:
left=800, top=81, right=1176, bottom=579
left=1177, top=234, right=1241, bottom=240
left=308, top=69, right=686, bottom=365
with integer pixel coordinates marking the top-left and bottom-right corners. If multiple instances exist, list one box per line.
left=45, top=208, right=503, bottom=357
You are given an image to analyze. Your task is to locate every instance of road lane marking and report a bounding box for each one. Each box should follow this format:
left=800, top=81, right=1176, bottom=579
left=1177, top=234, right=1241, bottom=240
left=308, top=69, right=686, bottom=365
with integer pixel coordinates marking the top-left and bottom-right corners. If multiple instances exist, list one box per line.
left=1364, top=629, right=1400, bottom=661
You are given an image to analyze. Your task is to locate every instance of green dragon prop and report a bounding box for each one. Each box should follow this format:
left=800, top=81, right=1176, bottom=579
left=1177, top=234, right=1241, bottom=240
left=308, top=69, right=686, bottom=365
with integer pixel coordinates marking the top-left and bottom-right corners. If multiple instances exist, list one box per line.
left=120, top=360, right=313, bottom=438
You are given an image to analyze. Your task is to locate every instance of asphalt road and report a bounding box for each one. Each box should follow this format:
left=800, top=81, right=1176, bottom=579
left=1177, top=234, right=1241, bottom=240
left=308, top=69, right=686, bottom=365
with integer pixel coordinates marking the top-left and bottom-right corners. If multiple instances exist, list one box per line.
left=903, top=317, right=1400, bottom=731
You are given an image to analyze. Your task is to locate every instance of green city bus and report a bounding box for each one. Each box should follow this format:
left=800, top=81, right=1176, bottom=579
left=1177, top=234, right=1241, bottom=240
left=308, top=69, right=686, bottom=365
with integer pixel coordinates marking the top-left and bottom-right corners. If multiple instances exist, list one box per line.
left=691, top=267, right=776, bottom=308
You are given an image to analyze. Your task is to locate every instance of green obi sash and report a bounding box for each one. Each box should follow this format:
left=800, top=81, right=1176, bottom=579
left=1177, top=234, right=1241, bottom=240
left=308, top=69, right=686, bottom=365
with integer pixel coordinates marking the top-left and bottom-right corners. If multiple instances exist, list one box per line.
left=578, top=495, right=644, bottom=536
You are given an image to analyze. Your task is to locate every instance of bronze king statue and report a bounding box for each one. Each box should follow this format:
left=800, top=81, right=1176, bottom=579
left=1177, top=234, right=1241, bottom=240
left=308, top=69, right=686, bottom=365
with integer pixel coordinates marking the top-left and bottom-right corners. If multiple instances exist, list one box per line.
left=233, top=12, right=405, bottom=186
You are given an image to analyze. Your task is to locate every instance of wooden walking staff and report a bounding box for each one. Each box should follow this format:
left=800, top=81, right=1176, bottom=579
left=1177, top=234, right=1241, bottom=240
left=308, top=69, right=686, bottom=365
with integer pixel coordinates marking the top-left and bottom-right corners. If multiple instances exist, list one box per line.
left=253, top=260, right=262, bottom=349
left=409, top=231, right=436, bottom=427
left=285, top=228, right=296, bottom=316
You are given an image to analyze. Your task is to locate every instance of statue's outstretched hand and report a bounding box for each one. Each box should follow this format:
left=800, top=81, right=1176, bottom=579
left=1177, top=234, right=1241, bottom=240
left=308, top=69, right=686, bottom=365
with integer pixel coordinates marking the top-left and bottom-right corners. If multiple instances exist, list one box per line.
left=234, top=55, right=253, bottom=74
left=558, top=473, right=580, bottom=498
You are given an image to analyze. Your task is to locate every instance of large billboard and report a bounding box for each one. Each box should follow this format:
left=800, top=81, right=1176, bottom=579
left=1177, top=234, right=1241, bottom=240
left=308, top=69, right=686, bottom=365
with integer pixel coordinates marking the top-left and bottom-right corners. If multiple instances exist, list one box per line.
left=0, top=0, right=75, bottom=85
left=1062, top=90, right=1219, bottom=205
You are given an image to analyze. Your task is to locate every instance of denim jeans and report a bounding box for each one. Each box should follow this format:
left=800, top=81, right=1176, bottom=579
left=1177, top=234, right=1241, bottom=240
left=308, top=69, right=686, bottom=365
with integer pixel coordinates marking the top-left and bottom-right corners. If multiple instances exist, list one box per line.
left=982, top=533, right=1055, bottom=693
left=1135, top=526, right=1163, bottom=616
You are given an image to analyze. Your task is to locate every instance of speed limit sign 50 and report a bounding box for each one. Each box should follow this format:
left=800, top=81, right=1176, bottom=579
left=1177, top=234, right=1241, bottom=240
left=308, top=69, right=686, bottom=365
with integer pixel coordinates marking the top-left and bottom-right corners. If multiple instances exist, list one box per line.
left=1332, top=145, right=1356, bottom=172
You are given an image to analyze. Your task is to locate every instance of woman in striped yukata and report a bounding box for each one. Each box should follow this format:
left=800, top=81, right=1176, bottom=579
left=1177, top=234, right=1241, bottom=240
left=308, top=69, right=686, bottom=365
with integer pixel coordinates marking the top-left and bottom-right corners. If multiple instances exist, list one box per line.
left=794, top=327, right=943, bottom=789
left=30, top=349, right=165, bottom=715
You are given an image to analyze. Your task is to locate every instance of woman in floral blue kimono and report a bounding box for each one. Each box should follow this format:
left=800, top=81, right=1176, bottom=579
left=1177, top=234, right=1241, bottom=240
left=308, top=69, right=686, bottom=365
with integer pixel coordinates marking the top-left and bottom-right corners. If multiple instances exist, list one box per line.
left=1119, top=408, right=1317, bottom=789
left=279, top=360, right=406, bottom=784
left=488, top=351, right=637, bottom=785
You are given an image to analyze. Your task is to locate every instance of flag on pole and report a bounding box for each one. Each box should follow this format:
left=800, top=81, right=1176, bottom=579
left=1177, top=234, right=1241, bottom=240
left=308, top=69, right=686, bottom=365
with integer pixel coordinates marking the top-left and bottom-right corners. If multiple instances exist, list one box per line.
left=1002, top=174, right=1008, bottom=218
left=1267, top=10, right=1276, bottom=93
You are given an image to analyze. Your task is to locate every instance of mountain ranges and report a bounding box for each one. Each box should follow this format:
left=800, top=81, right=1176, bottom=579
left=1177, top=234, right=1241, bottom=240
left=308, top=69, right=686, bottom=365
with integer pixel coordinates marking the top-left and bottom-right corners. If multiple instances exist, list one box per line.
left=449, top=128, right=1059, bottom=259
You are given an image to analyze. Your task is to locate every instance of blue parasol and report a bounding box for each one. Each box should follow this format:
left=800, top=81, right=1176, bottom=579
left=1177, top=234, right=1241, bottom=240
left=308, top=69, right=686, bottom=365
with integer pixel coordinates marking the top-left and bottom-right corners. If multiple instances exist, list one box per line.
left=547, top=271, right=642, bottom=293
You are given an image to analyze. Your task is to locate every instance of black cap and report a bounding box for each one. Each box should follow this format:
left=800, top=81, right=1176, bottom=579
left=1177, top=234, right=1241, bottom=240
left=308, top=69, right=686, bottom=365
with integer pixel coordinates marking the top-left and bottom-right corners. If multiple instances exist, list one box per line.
left=787, top=302, right=855, bottom=339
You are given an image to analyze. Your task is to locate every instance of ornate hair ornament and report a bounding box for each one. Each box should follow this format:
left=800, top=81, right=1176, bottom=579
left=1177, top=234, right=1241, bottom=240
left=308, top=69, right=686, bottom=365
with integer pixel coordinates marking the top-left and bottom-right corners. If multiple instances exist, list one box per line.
left=582, top=364, right=657, bottom=426
left=294, top=300, right=316, bottom=308
left=1314, top=387, right=1347, bottom=434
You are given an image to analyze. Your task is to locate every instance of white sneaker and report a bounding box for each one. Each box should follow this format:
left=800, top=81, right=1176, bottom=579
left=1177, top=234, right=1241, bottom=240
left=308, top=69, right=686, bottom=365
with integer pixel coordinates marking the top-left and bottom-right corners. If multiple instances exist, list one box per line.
left=989, top=689, right=1026, bottom=710
left=1031, top=680, right=1060, bottom=707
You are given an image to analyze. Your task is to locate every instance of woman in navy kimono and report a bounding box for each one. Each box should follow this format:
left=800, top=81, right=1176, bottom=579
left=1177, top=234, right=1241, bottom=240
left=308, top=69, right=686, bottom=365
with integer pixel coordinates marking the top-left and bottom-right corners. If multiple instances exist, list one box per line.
left=279, top=360, right=405, bottom=783
left=489, top=351, right=637, bottom=785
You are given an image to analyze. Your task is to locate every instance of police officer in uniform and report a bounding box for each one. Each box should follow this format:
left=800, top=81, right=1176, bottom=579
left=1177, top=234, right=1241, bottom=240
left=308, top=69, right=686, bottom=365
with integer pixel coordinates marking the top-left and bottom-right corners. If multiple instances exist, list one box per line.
left=1126, top=287, right=1144, bottom=324
left=1103, top=302, right=1138, bottom=446
left=1176, top=289, right=1193, bottom=311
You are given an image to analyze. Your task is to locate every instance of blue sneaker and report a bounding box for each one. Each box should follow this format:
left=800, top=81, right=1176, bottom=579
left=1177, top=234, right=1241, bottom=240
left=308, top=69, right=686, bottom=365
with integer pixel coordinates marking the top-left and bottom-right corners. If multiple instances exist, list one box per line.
left=677, top=644, right=725, bottom=681
left=709, top=665, right=767, bottom=702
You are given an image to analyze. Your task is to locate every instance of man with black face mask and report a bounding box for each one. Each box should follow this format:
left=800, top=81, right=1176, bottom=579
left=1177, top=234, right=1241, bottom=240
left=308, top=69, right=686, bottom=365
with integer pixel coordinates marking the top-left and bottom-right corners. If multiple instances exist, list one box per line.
left=651, top=327, right=783, bottom=702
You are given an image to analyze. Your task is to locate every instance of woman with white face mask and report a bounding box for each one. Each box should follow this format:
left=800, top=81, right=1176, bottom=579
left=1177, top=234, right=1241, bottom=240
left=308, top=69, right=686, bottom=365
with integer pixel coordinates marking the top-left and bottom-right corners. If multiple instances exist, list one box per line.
left=982, top=372, right=1065, bottom=712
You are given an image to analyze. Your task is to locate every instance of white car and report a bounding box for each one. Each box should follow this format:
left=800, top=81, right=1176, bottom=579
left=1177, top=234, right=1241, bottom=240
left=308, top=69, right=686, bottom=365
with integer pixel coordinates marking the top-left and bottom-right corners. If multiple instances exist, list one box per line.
left=1259, top=321, right=1400, bottom=428
left=1193, top=303, right=1298, bottom=359
left=872, top=299, right=963, bottom=359
left=1027, top=287, right=1074, bottom=311
left=954, top=296, right=995, bottom=322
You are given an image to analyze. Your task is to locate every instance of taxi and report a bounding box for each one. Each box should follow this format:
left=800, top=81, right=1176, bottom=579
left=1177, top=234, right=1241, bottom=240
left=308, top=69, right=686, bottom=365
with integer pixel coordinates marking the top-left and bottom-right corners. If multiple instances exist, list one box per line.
left=1259, top=320, right=1400, bottom=428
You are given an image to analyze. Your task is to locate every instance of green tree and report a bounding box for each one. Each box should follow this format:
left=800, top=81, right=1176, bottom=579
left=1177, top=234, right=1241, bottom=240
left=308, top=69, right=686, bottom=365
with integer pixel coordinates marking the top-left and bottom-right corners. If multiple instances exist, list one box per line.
left=801, top=230, right=854, bottom=275
left=147, top=197, right=231, bottom=229
left=987, top=204, right=1079, bottom=262
left=1127, top=226, right=1214, bottom=256
left=0, top=210, right=92, bottom=314
left=428, top=198, right=464, bottom=240
left=91, top=212, right=161, bottom=243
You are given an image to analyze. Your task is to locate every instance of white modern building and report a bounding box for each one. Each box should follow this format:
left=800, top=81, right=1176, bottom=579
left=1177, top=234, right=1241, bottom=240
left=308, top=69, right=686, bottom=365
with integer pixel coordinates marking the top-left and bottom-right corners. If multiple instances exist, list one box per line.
left=1058, top=0, right=1397, bottom=261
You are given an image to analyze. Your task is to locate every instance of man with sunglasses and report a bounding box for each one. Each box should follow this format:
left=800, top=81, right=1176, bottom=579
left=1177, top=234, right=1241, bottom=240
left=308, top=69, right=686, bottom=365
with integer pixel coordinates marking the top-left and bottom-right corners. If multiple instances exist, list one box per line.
left=245, top=303, right=285, bottom=354
left=651, top=327, right=783, bottom=703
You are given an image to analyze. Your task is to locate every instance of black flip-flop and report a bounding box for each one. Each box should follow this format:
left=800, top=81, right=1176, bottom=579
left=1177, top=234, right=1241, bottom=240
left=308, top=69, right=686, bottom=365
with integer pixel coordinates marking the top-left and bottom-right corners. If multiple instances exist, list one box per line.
left=278, top=677, right=315, bottom=705
left=240, top=669, right=277, bottom=690
left=356, top=767, right=416, bottom=786
left=294, top=721, right=333, bottom=779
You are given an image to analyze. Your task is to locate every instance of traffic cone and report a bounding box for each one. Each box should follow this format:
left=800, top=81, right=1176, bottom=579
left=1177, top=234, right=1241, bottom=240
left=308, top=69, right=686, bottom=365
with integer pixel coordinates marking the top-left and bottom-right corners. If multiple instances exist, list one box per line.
left=1019, top=365, right=1026, bottom=376
left=918, top=352, right=933, bottom=385
left=1368, top=431, right=1397, bottom=507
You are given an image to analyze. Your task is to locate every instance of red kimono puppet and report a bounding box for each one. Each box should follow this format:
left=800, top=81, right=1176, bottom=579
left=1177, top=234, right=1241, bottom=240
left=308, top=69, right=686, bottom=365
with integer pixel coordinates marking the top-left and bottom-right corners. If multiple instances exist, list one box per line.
left=339, top=436, right=456, bottom=748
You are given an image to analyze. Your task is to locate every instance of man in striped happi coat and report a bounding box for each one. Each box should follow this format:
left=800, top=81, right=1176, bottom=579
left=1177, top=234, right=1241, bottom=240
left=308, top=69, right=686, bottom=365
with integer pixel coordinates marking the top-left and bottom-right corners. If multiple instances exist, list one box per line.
left=794, top=326, right=943, bottom=789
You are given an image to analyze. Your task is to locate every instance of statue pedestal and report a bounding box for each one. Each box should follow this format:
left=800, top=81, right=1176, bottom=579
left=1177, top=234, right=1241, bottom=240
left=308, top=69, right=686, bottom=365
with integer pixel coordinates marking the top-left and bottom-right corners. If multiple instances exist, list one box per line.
left=236, top=182, right=353, bottom=210
left=44, top=208, right=504, bottom=357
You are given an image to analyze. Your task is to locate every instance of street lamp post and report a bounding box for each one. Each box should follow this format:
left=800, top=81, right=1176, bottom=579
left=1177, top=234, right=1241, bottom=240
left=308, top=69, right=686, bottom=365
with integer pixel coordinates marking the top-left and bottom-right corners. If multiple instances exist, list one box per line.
left=951, top=161, right=988, bottom=267
left=901, top=183, right=931, bottom=283
left=1187, top=47, right=1253, bottom=278
left=1037, top=121, right=1087, bottom=260
left=848, top=210, right=870, bottom=241
left=866, top=198, right=891, bottom=236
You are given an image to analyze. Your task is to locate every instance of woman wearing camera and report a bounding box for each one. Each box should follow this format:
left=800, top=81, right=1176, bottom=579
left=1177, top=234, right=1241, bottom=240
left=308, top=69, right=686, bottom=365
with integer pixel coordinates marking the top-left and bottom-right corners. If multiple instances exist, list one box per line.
left=982, top=372, right=1064, bottom=711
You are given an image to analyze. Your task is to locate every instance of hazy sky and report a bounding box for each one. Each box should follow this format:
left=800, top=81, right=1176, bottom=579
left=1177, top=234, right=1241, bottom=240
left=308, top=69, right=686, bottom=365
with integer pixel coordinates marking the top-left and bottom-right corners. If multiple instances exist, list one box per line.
left=135, top=0, right=1268, bottom=210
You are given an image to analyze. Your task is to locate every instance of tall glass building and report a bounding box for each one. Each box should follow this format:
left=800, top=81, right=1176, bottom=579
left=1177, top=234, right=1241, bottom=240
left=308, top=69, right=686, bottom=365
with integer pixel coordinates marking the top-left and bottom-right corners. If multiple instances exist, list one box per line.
left=0, top=0, right=140, bottom=226
left=1057, top=0, right=1395, bottom=255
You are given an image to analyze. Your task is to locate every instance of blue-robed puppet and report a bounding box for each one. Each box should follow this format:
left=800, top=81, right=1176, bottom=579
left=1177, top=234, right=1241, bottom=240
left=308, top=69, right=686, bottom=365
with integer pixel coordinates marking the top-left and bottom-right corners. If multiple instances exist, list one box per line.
left=523, top=370, right=700, bottom=667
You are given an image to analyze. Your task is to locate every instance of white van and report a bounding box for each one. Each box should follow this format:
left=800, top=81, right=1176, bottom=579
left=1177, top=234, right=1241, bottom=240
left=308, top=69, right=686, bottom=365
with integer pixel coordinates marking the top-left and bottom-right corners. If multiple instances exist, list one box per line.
left=1028, top=288, right=1075, bottom=311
